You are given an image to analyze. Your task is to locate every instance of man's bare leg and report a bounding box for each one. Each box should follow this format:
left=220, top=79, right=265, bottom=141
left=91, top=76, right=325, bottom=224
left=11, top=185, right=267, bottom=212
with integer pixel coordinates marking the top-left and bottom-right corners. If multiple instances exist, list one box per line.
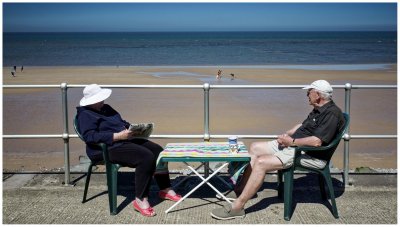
left=234, top=164, right=252, bottom=194
left=231, top=154, right=283, bottom=211
left=234, top=141, right=275, bottom=194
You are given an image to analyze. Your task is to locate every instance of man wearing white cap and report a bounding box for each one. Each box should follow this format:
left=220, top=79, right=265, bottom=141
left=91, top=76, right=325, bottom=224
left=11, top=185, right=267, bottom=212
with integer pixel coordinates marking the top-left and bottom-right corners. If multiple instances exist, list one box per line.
left=76, top=84, right=182, bottom=217
left=211, top=80, right=345, bottom=220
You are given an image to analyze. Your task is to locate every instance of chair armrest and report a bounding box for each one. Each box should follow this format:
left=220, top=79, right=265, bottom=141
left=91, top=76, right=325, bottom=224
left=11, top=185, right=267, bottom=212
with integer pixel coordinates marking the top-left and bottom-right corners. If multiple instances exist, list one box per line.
left=97, top=143, right=107, bottom=151
left=97, top=143, right=110, bottom=161
left=89, top=142, right=107, bottom=150
left=84, top=141, right=113, bottom=164
left=89, top=142, right=111, bottom=163
left=295, top=146, right=329, bottom=152
left=294, top=146, right=331, bottom=158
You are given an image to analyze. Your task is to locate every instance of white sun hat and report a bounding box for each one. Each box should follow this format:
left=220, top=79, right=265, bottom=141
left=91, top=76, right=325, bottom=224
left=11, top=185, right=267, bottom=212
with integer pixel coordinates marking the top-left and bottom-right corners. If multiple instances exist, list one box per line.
left=80, top=84, right=112, bottom=106
left=302, top=80, right=333, bottom=94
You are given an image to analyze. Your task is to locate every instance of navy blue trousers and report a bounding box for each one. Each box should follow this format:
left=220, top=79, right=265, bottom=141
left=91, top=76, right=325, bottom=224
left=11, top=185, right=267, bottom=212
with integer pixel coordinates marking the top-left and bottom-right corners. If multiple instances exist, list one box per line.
left=107, top=139, right=171, bottom=199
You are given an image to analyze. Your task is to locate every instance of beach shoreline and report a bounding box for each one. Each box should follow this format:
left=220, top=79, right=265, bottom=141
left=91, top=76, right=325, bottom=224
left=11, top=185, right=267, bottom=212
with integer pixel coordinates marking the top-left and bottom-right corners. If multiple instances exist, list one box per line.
left=4, top=63, right=393, bottom=69
left=2, top=65, right=397, bottom=171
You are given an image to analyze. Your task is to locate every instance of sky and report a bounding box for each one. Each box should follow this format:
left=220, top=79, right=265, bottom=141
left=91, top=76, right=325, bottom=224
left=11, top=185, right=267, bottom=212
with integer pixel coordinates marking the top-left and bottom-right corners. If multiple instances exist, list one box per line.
left=2, top=2, right=397, bottom=32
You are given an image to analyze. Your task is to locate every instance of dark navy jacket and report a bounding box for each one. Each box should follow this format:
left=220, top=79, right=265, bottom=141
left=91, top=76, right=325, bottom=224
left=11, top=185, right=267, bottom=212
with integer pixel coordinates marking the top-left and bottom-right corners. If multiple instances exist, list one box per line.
left=76, top=104, right=130, bottom=159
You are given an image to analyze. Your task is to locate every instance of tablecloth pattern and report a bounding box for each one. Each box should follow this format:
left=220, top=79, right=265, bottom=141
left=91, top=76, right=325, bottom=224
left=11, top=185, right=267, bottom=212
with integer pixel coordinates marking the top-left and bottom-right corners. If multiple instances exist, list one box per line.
left=156, top=142, right=250, bottom=185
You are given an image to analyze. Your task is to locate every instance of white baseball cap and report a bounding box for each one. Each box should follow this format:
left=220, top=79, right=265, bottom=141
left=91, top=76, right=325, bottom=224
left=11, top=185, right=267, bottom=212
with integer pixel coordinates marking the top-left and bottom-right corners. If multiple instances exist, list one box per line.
left=80, top=84, right=112, bottom=106
left=302, top=80, right=333, bottom=94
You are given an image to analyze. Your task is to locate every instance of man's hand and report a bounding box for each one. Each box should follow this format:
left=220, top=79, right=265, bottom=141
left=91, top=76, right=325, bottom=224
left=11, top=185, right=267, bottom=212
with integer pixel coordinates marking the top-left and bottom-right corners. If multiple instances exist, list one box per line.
left=277, top=133, right=294, bottom=148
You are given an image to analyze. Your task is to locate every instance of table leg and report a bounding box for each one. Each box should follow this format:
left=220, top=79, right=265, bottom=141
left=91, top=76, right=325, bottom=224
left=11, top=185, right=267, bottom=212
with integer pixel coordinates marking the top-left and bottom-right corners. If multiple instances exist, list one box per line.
left=208, top=167, right=234, bottom=189
left=204, top=162, right=210, bottom=177
left=188, top=164, right=233, bottom=204
left=173, top=162, right=205, bottom=189
left=165, top=162, right=229, bottom=213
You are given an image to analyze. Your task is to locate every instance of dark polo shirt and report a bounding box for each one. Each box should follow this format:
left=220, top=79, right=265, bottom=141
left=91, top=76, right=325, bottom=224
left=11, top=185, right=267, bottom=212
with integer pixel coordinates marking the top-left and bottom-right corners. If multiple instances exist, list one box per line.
left=292, top=101, right=345, bottom=160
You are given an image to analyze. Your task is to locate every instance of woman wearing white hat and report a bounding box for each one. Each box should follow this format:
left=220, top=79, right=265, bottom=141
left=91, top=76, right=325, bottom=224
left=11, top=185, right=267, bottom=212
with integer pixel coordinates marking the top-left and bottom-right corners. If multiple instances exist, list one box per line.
left=76, top=84, right=181, bottom=217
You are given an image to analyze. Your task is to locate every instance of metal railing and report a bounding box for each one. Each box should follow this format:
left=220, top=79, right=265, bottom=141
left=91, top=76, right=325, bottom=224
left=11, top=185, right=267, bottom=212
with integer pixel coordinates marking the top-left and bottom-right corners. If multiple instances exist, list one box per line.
left=3, top=83, right=397, bottom=187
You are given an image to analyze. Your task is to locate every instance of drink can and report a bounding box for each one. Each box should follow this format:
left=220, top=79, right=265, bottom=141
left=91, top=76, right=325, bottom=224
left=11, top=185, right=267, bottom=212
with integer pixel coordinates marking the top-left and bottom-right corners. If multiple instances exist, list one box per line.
left=228, top=136, right=238, bottom=153
left=229, top=136, right=238, bottom=145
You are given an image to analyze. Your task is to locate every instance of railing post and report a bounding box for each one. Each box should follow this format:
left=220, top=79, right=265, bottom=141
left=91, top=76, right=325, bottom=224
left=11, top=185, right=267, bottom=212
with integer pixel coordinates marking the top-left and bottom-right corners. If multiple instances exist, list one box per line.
left=344, top=83, right=352, bottom=187
left=61, top=82, right=71, bottom=186
left=203, top=83, right=210, bottom=141
left=203, top=83, right=210, bottom=177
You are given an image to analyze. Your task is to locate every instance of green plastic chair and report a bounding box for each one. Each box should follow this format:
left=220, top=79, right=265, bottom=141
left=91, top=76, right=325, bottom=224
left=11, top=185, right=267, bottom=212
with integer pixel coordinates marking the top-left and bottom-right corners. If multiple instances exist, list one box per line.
left=73, top=115, right=121, bottom=215
left=277, top=113, right=349, bottom=221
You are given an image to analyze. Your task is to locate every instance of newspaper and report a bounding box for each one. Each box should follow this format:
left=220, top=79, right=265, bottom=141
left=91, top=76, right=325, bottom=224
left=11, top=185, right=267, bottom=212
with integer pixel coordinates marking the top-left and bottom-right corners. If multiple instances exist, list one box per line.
left=128, top=123, right=154, bottom=138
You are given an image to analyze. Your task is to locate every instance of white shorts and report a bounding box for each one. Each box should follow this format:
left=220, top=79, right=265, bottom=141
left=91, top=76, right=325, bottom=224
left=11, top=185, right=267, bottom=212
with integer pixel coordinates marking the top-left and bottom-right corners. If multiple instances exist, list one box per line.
left=267, top=140, right=327, bottom=169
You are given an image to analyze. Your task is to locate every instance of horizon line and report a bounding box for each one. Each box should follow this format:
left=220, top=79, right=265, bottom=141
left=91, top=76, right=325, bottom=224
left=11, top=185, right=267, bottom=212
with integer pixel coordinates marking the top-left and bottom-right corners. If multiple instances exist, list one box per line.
left=4, top=30, right=397, bottom=33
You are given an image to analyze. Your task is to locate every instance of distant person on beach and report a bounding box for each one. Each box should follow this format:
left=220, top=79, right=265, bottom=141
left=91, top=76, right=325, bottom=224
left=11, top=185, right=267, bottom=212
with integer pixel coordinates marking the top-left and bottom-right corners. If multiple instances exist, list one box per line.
left=216, top=70, right=222, bottom=80
left=21, top=66, right=24, bottom=72
left=211, top=80, right=345, bottom=220
left=230, top=73, right=235, bottom=80
left=11, top=66, right=16, bottom=77
left=76, top=84, right=182, bottom=217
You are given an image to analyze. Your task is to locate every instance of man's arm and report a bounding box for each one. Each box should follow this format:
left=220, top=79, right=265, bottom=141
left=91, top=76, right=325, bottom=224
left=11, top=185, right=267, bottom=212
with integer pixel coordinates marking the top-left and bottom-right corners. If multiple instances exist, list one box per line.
left=292, top=136, right=322, bottom=147
left=277, top=134, right=322, bottom=148
left=286, top=124, right=302, bottom=136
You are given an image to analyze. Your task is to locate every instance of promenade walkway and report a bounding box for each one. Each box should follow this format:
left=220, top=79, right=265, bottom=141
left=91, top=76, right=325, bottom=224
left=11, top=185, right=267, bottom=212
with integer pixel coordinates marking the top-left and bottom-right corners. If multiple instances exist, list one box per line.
left=3, top=171, right=397, bottom=224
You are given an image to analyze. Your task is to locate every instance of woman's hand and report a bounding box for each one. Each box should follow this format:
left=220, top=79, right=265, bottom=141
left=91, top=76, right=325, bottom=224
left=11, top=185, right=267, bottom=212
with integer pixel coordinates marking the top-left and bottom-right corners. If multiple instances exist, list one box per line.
left=113, top=129, right=134, bottom=141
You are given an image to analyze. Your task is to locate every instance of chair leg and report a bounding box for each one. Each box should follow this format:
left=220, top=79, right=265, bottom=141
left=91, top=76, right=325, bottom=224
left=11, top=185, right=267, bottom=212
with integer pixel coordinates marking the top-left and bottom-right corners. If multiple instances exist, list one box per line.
left=318, top=174, right=327, bottom=200
left=323, top=170, right=339, bottom=218
left=283, top=170, right=294, bottom=221
left=106, top=163, right=118, bottom=215
left=82, top=162, right=95, bottom=203
left=277, top=170, right=283, bottom=199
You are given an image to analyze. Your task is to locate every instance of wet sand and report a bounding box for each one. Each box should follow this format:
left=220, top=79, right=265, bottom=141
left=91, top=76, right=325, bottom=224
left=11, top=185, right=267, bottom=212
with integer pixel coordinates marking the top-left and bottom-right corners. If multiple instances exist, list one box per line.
left=2, top=65, right=397, bottom=171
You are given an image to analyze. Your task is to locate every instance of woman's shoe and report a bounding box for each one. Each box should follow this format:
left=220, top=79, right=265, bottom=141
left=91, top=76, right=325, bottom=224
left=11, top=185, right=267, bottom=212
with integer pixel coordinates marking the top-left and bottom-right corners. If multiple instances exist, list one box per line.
left=158, top=191, right=182, bottom=202
left=133, top=200, right=156, bottom=217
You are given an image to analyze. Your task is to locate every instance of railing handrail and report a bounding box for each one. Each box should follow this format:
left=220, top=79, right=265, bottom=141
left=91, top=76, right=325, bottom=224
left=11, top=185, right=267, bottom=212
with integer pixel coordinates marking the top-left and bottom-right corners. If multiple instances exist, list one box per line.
left=2, top=134, right=397, bottom=139
left=3, top=83, right=397, bottom=187
left=3, top=84, right=397, bottom=89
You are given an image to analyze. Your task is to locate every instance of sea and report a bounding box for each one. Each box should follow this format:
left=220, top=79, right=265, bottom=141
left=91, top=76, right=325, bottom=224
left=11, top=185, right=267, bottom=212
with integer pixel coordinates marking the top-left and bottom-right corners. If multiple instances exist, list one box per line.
left=3, top=31, right=397, bottom=66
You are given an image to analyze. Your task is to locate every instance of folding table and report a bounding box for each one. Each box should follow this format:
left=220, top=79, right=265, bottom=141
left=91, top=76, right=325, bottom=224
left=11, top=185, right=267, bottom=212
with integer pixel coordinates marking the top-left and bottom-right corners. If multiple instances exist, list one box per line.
left=156, top=142, right=250, bottom=213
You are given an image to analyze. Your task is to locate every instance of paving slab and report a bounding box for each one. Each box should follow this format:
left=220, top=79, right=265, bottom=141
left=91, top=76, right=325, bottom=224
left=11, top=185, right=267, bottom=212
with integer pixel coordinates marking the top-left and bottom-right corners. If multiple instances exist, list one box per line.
left=2, top=172, right=397, bottom=224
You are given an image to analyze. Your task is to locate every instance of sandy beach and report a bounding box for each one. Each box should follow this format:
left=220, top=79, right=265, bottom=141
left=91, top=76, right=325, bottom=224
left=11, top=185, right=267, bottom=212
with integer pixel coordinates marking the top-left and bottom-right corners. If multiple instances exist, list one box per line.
left=2, top=65, right=397, bottom=171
